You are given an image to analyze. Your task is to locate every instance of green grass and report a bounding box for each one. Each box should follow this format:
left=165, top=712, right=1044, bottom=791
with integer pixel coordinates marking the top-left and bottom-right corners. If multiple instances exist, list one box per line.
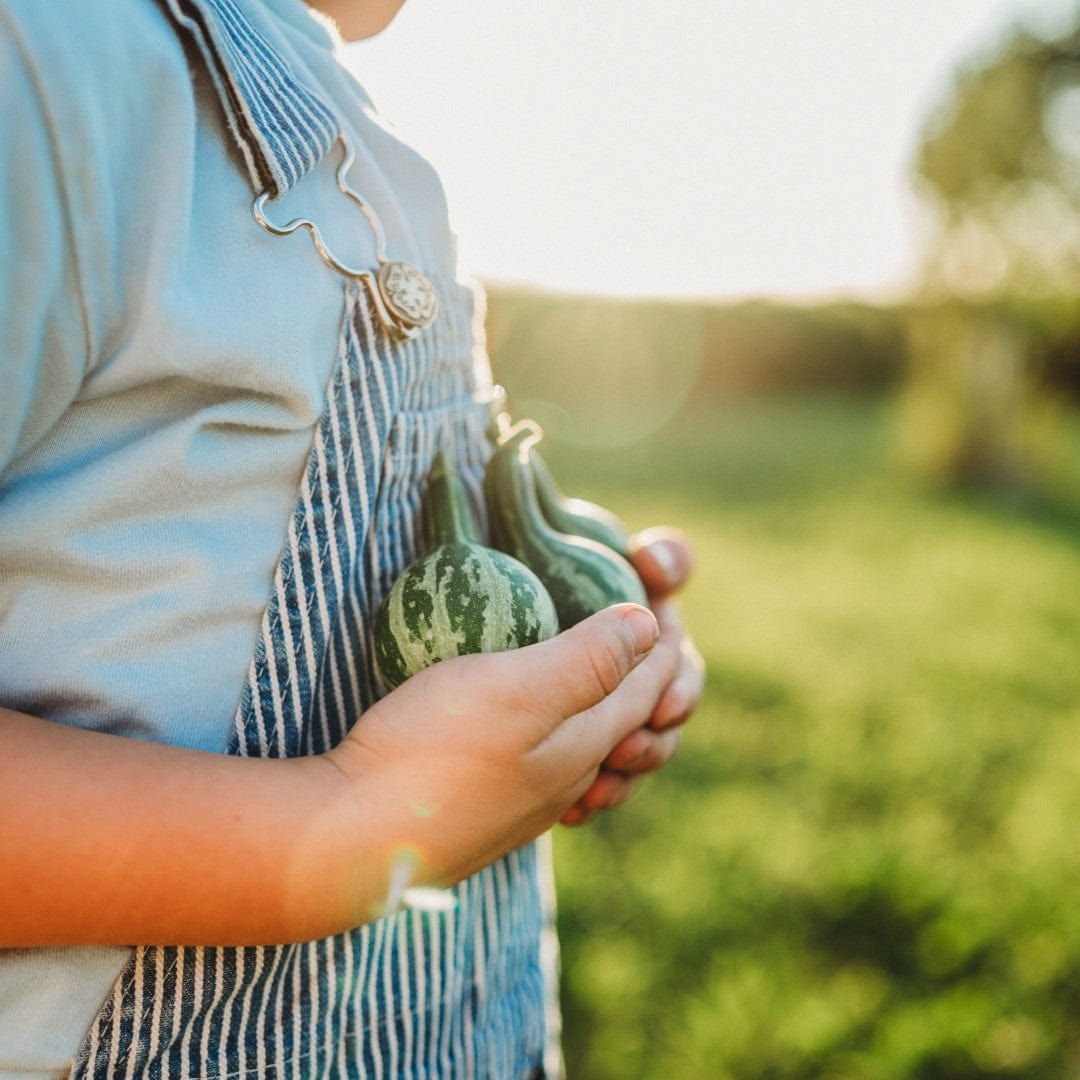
left=534, top=396, right=1080, bottom=1080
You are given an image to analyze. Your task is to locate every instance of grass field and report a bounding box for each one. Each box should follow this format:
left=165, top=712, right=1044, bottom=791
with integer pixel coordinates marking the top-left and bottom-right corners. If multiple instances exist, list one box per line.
left=532, top=395, right=1080, bottom=1079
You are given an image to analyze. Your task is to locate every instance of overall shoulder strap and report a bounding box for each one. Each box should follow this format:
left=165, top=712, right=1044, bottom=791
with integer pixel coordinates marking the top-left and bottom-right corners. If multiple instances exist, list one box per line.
left=162, top=0, right=339, bottom=197
left=160, top=0, right=440, bottom=339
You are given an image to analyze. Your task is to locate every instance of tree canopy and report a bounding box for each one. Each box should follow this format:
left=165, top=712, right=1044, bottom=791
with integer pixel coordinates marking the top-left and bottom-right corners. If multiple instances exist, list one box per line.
left=914, top=19, right=1080, bottom=295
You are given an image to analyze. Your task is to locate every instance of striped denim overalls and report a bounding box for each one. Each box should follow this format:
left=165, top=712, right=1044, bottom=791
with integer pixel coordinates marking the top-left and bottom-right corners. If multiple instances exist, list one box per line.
left=68, top=2, right=558, bottom=1076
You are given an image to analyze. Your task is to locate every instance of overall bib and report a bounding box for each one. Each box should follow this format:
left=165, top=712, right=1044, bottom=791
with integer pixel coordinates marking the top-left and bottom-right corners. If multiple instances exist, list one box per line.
left=67, top=2, right=558, bottom=1075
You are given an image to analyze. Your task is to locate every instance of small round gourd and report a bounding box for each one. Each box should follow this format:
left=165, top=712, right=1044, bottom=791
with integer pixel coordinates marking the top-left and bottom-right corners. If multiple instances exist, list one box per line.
left=374, top=450, right=559, bottom=689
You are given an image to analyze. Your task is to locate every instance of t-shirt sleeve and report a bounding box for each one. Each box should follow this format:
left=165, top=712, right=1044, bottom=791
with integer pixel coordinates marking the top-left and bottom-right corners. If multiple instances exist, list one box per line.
left=0, top=12, right=89, bottom=474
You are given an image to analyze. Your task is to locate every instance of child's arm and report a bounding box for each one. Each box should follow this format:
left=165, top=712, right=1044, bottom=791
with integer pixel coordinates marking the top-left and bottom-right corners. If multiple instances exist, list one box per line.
left=0, top=603, right=671, bottom=947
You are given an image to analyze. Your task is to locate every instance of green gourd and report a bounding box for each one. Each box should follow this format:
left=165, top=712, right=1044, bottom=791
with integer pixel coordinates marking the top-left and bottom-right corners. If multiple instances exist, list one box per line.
left=530, top=449, right=632, bottom=560
left=374, top=450, right=559, bottom=689
left=484, top=430, right=648, bottom=630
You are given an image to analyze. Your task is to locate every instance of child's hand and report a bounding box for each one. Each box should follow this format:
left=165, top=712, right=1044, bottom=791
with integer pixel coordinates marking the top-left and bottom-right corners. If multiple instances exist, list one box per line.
left=0, top=561, right=694, bottom=944
left=560, top=527, right=705, bottom=826
left=0, top=601, right=673, bottom=945
left=325, top=602, right=678, bottom=906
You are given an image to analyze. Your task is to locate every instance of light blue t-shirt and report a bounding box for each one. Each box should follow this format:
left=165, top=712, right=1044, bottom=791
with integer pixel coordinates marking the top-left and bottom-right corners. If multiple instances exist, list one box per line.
left=0, top=0, right=485, bottom=1072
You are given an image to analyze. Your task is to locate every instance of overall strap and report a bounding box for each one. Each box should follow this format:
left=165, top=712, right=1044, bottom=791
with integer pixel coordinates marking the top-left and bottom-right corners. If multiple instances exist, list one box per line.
left=161, top=0, right=338, bottom=196
left=161, top=0, right=441, bottom=339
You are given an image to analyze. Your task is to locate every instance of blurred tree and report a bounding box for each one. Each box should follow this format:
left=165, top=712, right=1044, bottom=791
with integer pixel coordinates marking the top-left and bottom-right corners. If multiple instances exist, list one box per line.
left=902, top=15, right=1080, bottom=497
left=914, top=19, right=1080, bottom=296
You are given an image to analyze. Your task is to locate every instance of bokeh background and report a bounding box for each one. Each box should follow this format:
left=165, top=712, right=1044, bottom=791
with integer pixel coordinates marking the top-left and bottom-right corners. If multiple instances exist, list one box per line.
left=351, top=3, right=1080, bottom=1076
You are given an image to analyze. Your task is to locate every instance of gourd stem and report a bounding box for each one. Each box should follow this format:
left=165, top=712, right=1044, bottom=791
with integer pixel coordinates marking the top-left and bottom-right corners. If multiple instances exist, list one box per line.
left=423, top=451, right=480, bottom=547
left=492, top=434, right=551, bottom=539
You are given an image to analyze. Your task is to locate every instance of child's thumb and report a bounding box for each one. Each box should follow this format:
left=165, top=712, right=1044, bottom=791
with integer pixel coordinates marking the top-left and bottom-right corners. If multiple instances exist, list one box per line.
left=514, top=604, right=659, bottom=720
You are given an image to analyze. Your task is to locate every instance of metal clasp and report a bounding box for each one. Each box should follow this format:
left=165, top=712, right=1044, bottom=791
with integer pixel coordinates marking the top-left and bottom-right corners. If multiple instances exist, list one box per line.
left=252, top=135, right=438, bottom=341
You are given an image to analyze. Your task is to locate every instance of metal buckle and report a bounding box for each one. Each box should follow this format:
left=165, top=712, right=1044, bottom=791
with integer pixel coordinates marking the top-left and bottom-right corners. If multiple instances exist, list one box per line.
left=252, top=135, right=438, bottom=341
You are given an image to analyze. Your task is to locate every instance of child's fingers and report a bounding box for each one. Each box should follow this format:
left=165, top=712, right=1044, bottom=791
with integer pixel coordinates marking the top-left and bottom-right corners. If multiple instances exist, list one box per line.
left=650, top=637, right=706, bottom=729
left=508, top=604, right=659, bottom=736
left=543, top=610, right=682, bottom=767
left=559, top=772, right=640, bottom=825
left=629, top=527, right=694, bottom=599
left=633, top=600, right=703, bottom=729
left=559, top=804, right=592, bottom=827
left=581, top=771, right=639, bottom=812
left=560, top=724, right=681, bottom=828
left=604, top=725, right=683, bottom=774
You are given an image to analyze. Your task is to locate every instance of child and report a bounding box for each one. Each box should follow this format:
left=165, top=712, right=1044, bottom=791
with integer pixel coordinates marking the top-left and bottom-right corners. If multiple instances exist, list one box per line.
left=0, top=0, right=703, bottom=1075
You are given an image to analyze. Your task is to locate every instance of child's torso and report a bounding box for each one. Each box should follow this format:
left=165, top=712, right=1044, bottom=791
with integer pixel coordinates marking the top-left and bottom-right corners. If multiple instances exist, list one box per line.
left=0, top=1, right=554, bottom=1075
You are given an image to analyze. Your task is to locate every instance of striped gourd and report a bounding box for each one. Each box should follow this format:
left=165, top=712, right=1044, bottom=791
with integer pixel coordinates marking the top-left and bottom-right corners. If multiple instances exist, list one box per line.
left=374, top=450, right=559, bottom=689
left=484, top=430, right=647, bottom=630
left=530, top=449, right=632, bottom=560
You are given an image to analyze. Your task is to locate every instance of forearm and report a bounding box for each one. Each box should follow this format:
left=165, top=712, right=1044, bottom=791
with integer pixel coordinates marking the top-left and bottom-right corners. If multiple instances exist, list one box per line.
left=0, top=707, right=389, bottom=947
left=0, top=603, right=679, bottom=946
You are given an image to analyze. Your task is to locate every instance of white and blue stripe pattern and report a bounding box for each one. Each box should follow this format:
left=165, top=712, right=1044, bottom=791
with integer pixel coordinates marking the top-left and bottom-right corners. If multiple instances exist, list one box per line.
left=69, top=281, right=551, bottom=1078
left=163, top=0, right=338, bottom=196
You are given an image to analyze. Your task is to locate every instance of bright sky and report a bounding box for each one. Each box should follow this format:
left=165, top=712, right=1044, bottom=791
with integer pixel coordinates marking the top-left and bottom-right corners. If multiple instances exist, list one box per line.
left=347, top=0, right=1075, bottom=300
